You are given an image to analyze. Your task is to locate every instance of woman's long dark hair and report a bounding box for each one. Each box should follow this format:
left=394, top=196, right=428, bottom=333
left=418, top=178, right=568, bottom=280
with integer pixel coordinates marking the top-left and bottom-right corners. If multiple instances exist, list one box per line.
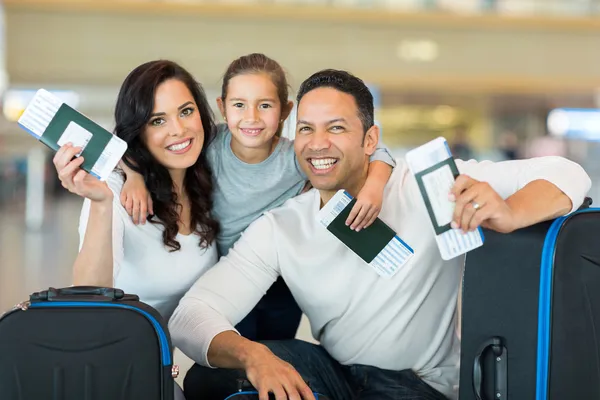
left=114, top=60, right=219, bottom=251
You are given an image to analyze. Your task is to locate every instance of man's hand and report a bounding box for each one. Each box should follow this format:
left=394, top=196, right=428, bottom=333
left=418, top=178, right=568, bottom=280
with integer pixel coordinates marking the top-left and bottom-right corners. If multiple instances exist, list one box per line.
left=449, top=175, right=517, bottom=234
left=244, top=344, right=315, bottom=400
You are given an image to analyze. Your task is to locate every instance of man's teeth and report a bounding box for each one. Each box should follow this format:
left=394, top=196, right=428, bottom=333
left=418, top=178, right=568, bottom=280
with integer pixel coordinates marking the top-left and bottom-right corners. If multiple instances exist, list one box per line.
left=310, top=158, right=337, bottom=170
left=167, top=140, right=191, bottom=151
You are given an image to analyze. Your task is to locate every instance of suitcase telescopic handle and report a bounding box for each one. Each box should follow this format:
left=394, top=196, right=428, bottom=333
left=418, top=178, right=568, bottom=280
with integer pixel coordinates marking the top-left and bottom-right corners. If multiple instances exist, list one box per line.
left=30, top=286, right=129, bottom=302
left=473, top=336, right=507, bottom=400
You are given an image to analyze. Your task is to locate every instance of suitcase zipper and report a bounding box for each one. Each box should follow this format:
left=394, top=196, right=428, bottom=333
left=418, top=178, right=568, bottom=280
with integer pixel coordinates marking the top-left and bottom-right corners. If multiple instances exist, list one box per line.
left=15, top=301, right=30, bottom=311
left=0, top=301, right=30, bottom=320
left=536, top=207, right=600, bottom=400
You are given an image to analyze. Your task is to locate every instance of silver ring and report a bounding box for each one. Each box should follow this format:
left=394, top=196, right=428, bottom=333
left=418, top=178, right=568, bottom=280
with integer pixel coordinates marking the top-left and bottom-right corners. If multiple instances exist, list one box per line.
left=471, top=201, right=481, bottom=210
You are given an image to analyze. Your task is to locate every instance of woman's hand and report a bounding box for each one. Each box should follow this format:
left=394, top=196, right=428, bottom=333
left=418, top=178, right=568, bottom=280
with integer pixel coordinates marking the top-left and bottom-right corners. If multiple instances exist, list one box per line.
left=53, top=143, right=112, bottom=203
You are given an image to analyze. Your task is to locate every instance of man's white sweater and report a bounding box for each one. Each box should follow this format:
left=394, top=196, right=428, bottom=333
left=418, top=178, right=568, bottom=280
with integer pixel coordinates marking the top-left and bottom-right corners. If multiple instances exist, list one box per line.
left=168, top=156, right=591, bottom=399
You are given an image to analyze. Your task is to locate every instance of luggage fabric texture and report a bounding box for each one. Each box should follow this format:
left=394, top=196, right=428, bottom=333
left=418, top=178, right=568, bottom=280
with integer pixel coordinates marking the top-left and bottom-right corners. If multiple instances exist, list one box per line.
left=0, top=286, right=175, bottom=400
left=459, top=199, right=600, bottom=400
left=224, top=379, right=329, bottom=400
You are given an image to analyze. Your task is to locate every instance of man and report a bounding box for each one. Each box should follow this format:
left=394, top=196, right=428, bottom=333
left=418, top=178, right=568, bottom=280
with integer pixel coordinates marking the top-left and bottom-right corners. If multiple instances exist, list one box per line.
left=169, top=70, right=591, bottom=400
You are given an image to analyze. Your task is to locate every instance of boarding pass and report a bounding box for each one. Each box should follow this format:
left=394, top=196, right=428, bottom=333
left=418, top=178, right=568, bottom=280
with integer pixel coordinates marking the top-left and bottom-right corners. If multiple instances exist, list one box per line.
left=317, top=190, right=414, bottom=279
left=18, top=89, right=127, bottom=181
left=405, top=137, right=484, bottom=260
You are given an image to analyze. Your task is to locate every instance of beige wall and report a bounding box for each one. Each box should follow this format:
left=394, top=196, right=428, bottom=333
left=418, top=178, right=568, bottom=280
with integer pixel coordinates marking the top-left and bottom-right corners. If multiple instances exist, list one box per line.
left=5, top=3, right=600, bottom=93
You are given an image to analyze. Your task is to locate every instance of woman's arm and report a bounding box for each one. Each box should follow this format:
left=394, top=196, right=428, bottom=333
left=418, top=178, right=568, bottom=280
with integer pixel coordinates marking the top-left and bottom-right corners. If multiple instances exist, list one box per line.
left=74, top=198, right=115, bottom=287
left=53, top=143, right=124, bottom=286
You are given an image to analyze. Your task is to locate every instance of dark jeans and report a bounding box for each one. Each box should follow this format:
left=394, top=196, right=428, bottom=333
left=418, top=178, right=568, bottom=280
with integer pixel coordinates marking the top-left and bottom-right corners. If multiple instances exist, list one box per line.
left=183, top=340, right=449, bottom=400
left=235, top=277, right=302, bottom=341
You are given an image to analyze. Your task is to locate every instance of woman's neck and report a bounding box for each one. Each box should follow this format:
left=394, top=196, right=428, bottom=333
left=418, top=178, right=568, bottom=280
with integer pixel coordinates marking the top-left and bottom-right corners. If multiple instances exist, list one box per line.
left=169, top=169, right=187, bottom=198
left=169, top=169, right=193, bottom=235
left=230, top=136, right=279, bottom=164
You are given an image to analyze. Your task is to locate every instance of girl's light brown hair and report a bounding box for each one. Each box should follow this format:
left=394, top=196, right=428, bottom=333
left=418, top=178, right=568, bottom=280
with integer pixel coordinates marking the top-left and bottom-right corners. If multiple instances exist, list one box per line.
left=221, top=53, right=290, bottom=135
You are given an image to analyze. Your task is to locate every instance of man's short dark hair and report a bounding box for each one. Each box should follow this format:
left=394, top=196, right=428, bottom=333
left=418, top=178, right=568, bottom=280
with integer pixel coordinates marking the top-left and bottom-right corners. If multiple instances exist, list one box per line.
left=296, top=69, right=375, bottom=134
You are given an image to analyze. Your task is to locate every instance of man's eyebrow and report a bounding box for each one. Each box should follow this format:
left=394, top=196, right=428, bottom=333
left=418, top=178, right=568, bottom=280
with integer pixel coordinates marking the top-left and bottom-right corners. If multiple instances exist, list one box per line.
left=297, top=118, right=348, bottom=125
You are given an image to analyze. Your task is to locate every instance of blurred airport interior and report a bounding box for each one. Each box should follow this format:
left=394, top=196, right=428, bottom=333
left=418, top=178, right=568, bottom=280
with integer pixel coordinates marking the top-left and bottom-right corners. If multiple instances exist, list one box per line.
left=2, top=0, right=600, bottom=309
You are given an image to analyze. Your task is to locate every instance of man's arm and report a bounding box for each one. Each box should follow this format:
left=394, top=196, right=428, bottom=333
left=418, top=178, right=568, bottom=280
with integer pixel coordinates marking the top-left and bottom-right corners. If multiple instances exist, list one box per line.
left=505, top=179, right=572, bottom=228
left=206, top=331, right=261, bottom=369
left=451, top=156, right=591, bottom=233
left=168, top=215, right=279, bottom=366
left=206, top=330, right=314, bottom=400
left=168, top=214, right=315, bottom=400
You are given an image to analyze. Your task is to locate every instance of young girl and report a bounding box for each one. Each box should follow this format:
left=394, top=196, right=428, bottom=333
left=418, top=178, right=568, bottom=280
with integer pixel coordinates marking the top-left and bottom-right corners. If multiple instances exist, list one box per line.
left=120, top=53, right=396, bottom=341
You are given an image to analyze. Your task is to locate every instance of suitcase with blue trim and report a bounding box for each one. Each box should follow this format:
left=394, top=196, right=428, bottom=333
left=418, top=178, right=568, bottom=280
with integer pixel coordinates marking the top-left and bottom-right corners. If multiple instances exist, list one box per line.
left=0, top=286, right=175, bottom=399
left=458, top=199, right=600, bottom=400
left=224, top=390, right=327, bottom=400
left=225, top=379, right=329, bottom=400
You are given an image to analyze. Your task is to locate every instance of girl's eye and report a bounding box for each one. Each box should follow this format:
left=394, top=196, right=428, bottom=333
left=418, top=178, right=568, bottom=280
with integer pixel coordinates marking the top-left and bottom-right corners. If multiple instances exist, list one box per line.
left=150, top=118, right=164, bottom=126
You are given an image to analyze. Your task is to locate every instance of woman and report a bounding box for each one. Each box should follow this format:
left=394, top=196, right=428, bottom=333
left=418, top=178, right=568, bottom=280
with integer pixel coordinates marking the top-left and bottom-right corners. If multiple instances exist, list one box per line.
left=53, top=60, right=219, bottom=322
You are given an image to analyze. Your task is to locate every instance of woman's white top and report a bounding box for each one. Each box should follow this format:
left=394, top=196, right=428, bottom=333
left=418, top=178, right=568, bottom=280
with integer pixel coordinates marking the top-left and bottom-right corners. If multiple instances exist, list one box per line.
left=78, top=171, right=219, bottom=321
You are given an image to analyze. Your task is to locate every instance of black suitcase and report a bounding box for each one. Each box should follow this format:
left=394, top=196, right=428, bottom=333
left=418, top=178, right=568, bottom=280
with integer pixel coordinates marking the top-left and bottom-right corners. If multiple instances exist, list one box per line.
left=0, top=286, right=176, bottom=400
left=225, top=392, right=327, bottom=400
left=225, top=379, right=329, bottom=400
left=459, top=201, right=600, bottom=400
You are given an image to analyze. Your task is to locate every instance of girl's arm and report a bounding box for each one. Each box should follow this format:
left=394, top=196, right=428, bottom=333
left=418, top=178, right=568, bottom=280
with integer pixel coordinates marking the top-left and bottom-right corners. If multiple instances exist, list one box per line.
left=119, top=160, right=153, bottom=225
left=346, top=139, right=396, bottom=231
left=346, top=160, right=393, bottom=231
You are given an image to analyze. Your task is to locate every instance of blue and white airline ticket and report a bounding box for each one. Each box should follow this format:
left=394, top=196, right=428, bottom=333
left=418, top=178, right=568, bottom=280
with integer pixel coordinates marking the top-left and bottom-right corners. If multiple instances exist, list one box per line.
left=317, top=190, right=414, bottom=279
left=405, top=137, right=484, bottom=260
left=17, top=89, right=127, bottom=181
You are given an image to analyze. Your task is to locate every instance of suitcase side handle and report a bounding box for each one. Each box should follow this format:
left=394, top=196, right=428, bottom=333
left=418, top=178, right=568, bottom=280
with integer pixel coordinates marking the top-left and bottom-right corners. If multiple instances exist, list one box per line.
left=578, top=197, right=593, bottom=211
left=30, top=286, right=134, bottom=302
left=473, top=336, right=507, bottom=400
